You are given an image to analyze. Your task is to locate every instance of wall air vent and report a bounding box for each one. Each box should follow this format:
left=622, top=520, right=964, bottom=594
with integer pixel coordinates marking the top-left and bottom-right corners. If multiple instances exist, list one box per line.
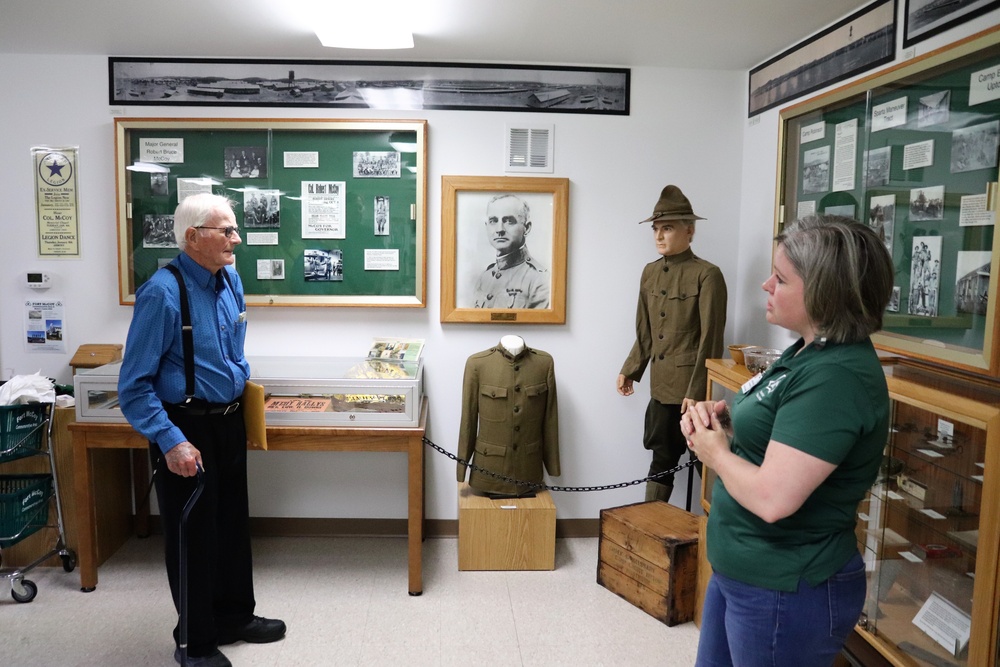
left=505, top=124, right=554, bottom=173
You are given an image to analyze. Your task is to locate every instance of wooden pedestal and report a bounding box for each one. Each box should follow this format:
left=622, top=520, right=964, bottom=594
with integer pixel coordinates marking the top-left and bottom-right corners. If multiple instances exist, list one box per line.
left=458, top=482, right=556, bottom=571
left=597, top=500, right=700, bottom=626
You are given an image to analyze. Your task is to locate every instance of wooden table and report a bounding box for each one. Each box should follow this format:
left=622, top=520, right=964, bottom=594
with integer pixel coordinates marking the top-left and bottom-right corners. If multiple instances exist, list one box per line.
left=69, top=397, right=428, bottom=595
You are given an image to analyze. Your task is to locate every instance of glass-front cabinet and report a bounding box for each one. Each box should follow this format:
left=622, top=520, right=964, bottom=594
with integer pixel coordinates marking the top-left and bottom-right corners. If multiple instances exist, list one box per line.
left=857, top=362, right=1000, bottom=667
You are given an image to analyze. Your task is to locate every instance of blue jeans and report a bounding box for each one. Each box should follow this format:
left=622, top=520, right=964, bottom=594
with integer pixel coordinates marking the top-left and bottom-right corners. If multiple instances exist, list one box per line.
left=696, top=552, right=865, bottom=667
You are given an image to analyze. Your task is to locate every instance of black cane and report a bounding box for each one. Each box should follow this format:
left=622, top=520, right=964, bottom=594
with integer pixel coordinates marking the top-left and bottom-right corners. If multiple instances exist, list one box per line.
left=179, top=463, right=205, bottom=667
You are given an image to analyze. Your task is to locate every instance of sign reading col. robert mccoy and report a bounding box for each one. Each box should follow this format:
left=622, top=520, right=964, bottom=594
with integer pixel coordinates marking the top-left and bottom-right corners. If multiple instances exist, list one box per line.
left=33, top=146, right=80, bottom=258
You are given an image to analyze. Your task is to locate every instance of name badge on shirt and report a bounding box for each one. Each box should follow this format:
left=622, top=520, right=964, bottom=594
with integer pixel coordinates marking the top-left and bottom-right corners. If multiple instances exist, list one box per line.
left=238, top=311, right=247, bottom=323
left=741, top=373, right=764, bottom=394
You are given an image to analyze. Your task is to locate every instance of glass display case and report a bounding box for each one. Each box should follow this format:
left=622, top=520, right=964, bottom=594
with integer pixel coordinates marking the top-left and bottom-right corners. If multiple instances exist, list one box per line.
left=73, top=362, right=125, bottom=423
left=856, top=361, right=1000, bottom=667
left=249, top=356, right=423, bottom=427
left=700, top=358, right=1000, bottom=665
left=776, top=27, right=1000, bottom=376
left=72, top=356, right=425, bottom=427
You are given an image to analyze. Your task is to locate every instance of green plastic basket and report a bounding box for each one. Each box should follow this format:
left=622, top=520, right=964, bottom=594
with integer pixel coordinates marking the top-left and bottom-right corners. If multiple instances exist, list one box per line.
left=0, top=474, right=52, bottom=549
left=0, top=403, right=47, bottom=464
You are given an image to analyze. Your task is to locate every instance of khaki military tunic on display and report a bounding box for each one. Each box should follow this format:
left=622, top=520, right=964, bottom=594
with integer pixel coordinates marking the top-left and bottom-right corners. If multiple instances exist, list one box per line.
left=620, top=248, right=727, bottom=404
left=473, top=244, right=550, bottom=309
left=457, top=344, right=560, bottom=496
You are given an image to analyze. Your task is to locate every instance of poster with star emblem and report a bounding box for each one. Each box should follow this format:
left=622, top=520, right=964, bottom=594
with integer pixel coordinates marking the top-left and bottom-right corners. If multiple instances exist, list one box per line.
left=32, top=146, right=80, bottom=257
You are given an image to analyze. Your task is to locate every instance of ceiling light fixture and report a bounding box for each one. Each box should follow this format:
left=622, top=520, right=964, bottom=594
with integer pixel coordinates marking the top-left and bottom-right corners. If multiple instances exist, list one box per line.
left=315, top=25, right=414, bottom=50
left=312, top=1, right=415, bottom=50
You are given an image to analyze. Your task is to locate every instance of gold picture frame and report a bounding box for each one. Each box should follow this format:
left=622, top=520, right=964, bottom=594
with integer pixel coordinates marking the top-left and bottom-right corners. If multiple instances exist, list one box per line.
left=440, top=175, right=568, bottom=324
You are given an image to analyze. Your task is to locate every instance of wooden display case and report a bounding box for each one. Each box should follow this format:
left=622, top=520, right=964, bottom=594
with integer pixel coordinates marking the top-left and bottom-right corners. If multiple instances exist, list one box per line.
left=776, top=27, right=1000, bottom=376
left=700, top=358, right=1000, bottom=665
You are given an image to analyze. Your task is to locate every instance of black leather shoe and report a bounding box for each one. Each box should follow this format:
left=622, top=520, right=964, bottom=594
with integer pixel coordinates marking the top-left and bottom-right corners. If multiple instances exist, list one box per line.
left=218, top=615, right=287, bottom=645
left=173, top=647, right=232, bottom=667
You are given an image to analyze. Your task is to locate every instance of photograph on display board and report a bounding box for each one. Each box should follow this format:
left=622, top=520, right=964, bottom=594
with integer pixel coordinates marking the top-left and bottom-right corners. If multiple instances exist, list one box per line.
left=825, top=204, right=856, bottom=218
left=865, top=147, right=892, bottom=187
left=868, top=194, right=896, bottom=253
left=950, top=120, right=1000, bottom=173
left=374, top=196, right=390, bottom=236
left=887, top=286, right=901, bottom=312
left=909, top=236, right=942, bottom=317
left=224, top=146, right=268, bottom=178
left=257, top=259, right=285, bottom=281
left=150, top=173, right=168, bottom=196
left=304, top=249, right=343, bottom=282
left=244, top=190, right=281, bottom=228
left=802, top=146, right=831, bottom=194
left=353, top=151, right=400, bottom=178
left=142, top=214, right=177, bottom=248
left=956, top=250, right=992, bottom=315
left=910, top=185, right=945, bottom=220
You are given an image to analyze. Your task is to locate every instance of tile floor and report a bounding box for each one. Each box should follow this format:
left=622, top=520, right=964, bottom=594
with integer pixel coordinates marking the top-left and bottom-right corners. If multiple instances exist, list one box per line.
left=2, top=536, right=701, bottom=666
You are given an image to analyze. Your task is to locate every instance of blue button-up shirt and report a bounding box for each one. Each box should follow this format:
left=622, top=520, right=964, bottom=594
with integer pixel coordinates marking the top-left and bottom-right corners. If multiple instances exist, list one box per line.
left=118, top=253, right=250, bottom=453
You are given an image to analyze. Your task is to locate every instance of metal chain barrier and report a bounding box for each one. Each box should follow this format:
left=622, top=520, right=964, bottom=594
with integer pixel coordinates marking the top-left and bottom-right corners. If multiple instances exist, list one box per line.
left=423, top=436, right=697, bottom=493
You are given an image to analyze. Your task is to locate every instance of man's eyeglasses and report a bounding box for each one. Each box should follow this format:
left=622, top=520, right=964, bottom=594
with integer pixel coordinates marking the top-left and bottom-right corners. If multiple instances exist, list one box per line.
left=198, top=225, right=240, bottom=238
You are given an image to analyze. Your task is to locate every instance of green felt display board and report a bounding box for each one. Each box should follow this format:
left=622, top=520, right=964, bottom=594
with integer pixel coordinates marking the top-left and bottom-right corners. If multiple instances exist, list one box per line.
left=115, top=118, right=426, bottom=307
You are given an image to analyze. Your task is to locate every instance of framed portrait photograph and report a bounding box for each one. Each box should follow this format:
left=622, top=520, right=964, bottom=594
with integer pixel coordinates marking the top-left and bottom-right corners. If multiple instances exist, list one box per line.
left=440, top=175, right=568, bottom=324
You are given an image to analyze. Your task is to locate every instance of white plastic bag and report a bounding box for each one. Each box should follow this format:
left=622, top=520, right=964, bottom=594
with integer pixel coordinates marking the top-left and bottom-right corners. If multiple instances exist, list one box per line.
left=0, top=372, right=56, bottom=405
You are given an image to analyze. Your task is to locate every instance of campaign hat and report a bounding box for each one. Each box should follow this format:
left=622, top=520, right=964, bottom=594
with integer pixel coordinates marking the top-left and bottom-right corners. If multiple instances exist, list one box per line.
left=639, top=185, right=705, bottom=223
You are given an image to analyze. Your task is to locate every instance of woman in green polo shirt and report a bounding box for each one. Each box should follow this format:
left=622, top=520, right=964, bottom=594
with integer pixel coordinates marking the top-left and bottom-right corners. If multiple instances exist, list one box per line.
left=682, top=216, right=894, bottom=667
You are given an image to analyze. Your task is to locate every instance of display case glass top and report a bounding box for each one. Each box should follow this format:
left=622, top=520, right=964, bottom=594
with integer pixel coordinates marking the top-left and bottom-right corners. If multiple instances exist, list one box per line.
left=249, top=355, right=423, bottom=427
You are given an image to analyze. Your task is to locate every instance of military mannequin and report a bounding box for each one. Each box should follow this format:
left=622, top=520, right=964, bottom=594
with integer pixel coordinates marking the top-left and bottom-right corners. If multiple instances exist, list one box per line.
left=617, top=185, right=727, bottom=504
left=472, top=194, right=550, bottom=309
left=457, top=336, right=560, bottom=498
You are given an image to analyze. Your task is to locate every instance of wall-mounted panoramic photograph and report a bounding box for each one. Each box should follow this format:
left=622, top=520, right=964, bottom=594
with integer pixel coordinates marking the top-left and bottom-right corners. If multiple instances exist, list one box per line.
left=109, top=57, right=630, bottom=116
left=748, top=0, right=896, bottom=117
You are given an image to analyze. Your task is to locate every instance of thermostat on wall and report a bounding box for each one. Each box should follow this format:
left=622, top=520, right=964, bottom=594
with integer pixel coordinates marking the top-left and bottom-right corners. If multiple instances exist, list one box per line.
left=26, top=272, right=52, bottom=289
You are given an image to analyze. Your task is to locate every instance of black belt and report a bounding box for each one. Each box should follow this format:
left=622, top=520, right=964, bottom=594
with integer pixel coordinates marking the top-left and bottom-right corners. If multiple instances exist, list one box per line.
left=166, top=399, right=241, bottom=416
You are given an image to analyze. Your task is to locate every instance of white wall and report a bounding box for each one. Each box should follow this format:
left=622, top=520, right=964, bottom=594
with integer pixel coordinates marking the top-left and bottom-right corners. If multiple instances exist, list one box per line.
left=0, top=56, right=744, bottom=521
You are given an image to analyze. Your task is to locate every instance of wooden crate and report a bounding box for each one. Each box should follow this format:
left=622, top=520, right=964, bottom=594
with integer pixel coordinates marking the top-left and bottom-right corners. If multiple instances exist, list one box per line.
left=597, top=500, right=699, bottom=626
left=458, top=482, right=556, bottom=571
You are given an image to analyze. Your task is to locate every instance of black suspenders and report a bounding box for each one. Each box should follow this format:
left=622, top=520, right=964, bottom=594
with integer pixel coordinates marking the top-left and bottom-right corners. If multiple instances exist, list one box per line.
left=163, top=263, right=235, bottom=404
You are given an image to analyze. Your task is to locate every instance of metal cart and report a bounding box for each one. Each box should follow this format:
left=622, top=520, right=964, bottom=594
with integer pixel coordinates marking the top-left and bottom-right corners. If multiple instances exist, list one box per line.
left=0, top=402, right=76, bottom=602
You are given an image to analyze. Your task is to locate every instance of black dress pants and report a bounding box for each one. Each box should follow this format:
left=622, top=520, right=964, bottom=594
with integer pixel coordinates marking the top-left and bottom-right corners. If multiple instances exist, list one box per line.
left=151, top=406, right=255, bottom=657
left=642, top=399, right=687, bottom=486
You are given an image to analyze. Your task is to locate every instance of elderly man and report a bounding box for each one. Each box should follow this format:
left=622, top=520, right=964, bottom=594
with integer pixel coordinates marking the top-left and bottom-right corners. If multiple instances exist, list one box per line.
left=472, top=193, right=550, bottom=309
left=617, top=185, right=727, bottom=504
left=119, top=193, right=284, bottom=667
